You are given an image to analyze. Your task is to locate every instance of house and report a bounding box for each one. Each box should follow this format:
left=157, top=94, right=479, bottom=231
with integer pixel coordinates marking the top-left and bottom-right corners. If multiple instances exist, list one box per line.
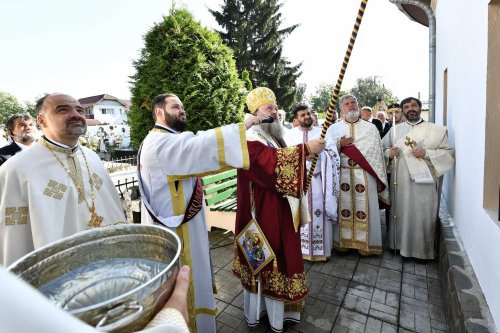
left=79, top=94, right=130, bottom=125
left=395, top=0, right=499, bottom=330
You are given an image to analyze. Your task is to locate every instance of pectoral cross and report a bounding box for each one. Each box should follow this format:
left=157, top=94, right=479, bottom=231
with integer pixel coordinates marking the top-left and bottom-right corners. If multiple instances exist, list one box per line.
left=88, top=206, right=104, bottom=228
left=404, top=136, right=417, bottom=149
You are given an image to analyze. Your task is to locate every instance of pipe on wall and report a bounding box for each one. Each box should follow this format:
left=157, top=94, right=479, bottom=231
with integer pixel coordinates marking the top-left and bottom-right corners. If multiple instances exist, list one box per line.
left=390, top=0, right=436, bottom=123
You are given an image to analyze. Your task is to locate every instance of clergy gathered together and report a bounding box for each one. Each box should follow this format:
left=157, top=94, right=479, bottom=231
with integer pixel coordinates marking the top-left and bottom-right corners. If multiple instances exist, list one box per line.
left=0, top=88, right=454, bottom=332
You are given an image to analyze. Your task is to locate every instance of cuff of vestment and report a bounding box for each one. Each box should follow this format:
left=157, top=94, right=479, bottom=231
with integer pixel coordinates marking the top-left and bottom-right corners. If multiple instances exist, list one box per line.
left=144, top=307, right=189, bottom=332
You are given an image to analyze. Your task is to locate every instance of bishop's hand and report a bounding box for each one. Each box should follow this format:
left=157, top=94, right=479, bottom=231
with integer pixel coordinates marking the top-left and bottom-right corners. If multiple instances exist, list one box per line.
left=306, top=139, right=326, bottom=155
left=244, top=115, right=264, bottom=129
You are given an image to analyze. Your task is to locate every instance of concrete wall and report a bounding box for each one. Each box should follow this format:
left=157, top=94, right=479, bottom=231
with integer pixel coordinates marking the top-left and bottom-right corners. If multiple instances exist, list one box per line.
left=435, top=0, right=500, bottom=327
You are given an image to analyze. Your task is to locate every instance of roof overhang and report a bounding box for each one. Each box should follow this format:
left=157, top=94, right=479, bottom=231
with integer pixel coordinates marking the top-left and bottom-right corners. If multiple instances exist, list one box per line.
left=395, top=0, right=433, bottom=27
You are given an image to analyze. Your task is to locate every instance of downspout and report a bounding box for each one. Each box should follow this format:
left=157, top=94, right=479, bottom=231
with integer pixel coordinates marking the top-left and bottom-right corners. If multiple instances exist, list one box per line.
left=389, top=0, right=436, bottom=122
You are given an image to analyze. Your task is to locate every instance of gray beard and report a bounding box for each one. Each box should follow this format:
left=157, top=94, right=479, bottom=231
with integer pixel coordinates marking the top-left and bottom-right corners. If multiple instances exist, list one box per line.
left=16, top=133, right=36, bottom=144
left=406, top=111, right=421, bottom=122
left=345, top=110, right=360, bottom=122
left=260, top=121, right=284, bottom=140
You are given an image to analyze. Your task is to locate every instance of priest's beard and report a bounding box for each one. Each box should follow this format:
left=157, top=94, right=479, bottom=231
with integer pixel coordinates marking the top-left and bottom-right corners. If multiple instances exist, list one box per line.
left=345, top=110, right=360, bottom=122
left=261, top=121, right=284, bottom=139
left=164, top=112, right=187, bottom=132
left=406, top=110, right=422, bottom=123
left=15, top=133, right=36, bottom=144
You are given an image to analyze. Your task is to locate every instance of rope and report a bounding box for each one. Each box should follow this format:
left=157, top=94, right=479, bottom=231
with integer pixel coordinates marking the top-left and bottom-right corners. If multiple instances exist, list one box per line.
left=305, top=0, right=369, bottom=192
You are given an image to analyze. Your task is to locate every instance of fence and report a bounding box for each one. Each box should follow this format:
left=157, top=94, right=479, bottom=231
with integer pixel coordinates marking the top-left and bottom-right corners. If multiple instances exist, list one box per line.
left=105, top=156, right=137, bottom=173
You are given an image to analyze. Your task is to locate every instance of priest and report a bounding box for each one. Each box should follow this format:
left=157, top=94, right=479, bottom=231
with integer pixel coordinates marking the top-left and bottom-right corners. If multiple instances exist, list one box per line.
left=233, top=87, right=325, bottom=332
left=284, top=103, right=340, bottom=261
left=325, top=94, right=389, bottom=256
left=0, top=93, right=126, bottom=266
left=138, top=93, right=264, bottom=333
left=383, top=97, right=454, bottom=259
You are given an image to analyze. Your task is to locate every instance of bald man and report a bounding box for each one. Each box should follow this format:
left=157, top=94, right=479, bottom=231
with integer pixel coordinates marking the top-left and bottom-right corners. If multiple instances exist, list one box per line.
left=0, top=93, right=126, bottom=266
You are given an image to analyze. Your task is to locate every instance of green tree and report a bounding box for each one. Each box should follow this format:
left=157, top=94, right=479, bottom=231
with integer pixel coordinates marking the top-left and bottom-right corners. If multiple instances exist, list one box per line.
left=128, top=8, right=246, bottom=147
left=210, top=0, right=302, bottom=111
left=349, top=77, right=398, bottom=108
left=0, top=92, right=24, bottom=126
left=309, top=83, right=347, bottom=113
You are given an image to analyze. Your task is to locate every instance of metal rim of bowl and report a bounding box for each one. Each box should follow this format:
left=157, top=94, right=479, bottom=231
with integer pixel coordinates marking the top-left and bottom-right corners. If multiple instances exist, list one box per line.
left=8, top=224, right=182, bottom=314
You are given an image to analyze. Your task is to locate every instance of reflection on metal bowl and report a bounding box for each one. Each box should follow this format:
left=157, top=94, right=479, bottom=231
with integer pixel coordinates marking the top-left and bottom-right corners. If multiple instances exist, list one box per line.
left=8, top=224, right=181, bottom=332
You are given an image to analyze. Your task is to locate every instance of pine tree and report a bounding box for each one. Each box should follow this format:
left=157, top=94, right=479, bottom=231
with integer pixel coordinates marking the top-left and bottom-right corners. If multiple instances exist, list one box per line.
left=210, top=0, right=302, bottom=111
left=128, top=8, right=245, bottom=147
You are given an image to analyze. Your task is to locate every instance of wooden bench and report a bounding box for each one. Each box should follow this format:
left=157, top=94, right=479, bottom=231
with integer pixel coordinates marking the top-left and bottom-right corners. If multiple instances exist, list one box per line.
left=201, top=169, right=238, bottom=234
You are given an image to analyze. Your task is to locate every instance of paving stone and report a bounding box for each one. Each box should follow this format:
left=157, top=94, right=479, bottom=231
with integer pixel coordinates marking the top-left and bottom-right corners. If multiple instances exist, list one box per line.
left=381, top=322, right=398, bottom=333
left=399, top=310, right=415, bottom=331
left=402, top=272, right=427, bottom=289
left=217, top=311, right=243, bottom=329
left=366, top=317, right=383, bottom=332
left=415, top=313, right=432, bottom=333
left=353, top=262, right=379, bottom=286
left=376, top=267, right=402, bottom=294
left=329, top=257, right=358, bottom=280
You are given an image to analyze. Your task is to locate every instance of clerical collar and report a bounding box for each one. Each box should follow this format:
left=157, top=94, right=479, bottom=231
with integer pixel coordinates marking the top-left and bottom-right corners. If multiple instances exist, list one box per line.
left=41, top=136, right=80, bottom=154
left=154, top=124, right=178, bottom=134
left=344, top=118, right=360, bottom=124
left=406, top=118, right=424, bottom=126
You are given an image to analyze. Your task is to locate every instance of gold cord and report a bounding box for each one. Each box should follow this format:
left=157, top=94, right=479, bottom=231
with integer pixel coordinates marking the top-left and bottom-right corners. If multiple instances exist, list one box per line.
left=42, top=140, right=103, bottom=228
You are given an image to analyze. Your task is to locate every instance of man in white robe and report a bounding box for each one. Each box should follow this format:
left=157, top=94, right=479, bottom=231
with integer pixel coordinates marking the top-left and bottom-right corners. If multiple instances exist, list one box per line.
left=0, top=93, right=126, bottom=266
left=284, top=104, right=340, bottom=261
left=383, top=97, right=454, bottom=259
left=326, top=94, right=389, bottom=255
left=138, top=93, right=263, bottom=333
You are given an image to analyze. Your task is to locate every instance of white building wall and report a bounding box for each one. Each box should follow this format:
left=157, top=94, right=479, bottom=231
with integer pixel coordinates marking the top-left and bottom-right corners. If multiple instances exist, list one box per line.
left=436, top=0, right=500, bottom=326
left=90, top=100, right=128, bottom=125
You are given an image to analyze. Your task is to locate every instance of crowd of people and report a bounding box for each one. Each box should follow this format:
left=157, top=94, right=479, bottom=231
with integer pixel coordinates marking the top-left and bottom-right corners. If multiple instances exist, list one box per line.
left=0, top=88, right=455, bottom=332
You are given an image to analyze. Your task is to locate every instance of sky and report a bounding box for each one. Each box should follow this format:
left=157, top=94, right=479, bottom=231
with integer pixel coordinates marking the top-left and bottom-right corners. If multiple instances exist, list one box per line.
left=0, top=0, right=430, bottom=105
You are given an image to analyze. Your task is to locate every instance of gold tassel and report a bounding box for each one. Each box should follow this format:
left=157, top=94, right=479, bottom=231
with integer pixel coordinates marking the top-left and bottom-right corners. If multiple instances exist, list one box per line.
left=273, top=258, right=278, bottom=273
left=251, top=275, right=256, bottom=293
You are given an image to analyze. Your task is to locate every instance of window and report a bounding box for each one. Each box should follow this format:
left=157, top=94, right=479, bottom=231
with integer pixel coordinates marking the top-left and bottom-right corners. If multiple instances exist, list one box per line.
left=100, top=108, right=114, bottom=115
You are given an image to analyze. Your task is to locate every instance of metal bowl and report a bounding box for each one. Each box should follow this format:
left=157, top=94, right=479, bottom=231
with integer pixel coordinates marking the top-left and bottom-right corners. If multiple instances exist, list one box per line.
left=8, top=224, right=181, bottom=332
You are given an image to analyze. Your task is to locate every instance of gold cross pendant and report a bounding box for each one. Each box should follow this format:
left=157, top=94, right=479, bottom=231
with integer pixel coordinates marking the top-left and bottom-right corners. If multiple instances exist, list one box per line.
left=88, top=207, right=104, bottom=228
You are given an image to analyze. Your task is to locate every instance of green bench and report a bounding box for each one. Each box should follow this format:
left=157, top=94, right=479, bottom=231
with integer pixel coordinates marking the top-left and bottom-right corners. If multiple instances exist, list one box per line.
left=201, top=169, right=238, bottom=233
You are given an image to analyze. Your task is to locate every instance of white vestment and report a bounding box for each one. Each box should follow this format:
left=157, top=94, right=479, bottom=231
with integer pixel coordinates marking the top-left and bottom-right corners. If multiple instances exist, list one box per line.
left=0, top=267, right=189, bottom=333
left=0, top=138, right=126, bottom=266
left=383, top=121, right=454, bottom=259
left=284, top=126, right=340, bottom=260
left=138, top=123, right=249, bottom=333
left=326, top=120, right=389, bottom=255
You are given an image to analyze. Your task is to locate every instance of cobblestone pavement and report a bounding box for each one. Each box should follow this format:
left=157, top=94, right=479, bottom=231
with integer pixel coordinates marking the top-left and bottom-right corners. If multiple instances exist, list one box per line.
left=209, top=219, right=450, bottom=333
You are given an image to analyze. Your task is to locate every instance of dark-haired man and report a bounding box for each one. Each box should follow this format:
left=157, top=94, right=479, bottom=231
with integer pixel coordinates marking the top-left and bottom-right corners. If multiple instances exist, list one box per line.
left=284, top=104, right=340, bottom=262
left=0, top=93, right=126, bottom=266
left=0, top=113, right=36, bottom=166
left=138, top=93, right=264, bottom=333
left=383, top=97, right=454, bottom=259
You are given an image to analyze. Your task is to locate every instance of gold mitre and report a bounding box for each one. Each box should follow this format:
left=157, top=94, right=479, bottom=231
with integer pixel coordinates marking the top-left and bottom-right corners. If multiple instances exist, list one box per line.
left=246, top=87, right=276, bottom=114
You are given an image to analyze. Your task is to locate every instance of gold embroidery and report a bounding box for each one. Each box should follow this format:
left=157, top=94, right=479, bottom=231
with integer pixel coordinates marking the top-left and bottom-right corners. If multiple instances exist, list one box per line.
left=275, top=147, right=300, bottom=196
left=91, top=173, right=103, bottom=191
left=233, top=251, right=308, bottom=300
left=43, top=180, right=68, bottom=200
left=5, top=207, right=28, bottom=225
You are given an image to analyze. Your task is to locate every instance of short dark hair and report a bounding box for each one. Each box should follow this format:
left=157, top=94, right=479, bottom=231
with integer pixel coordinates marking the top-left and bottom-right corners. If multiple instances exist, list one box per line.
left=400, top=97, right=422, bottom=109
left=6, top=113, right=33, bottom=133
left=293, top=103, right=309, bottom=119
left=151, top=93, right=177, bottom=120
left=388, top=103, right=400, bottom=109
left=35, top=94, right=50, bottom=115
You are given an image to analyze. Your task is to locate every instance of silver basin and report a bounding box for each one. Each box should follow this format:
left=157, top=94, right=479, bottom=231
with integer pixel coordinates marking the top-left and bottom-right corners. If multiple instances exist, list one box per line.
left=8, top=224, right=181, bottom=332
